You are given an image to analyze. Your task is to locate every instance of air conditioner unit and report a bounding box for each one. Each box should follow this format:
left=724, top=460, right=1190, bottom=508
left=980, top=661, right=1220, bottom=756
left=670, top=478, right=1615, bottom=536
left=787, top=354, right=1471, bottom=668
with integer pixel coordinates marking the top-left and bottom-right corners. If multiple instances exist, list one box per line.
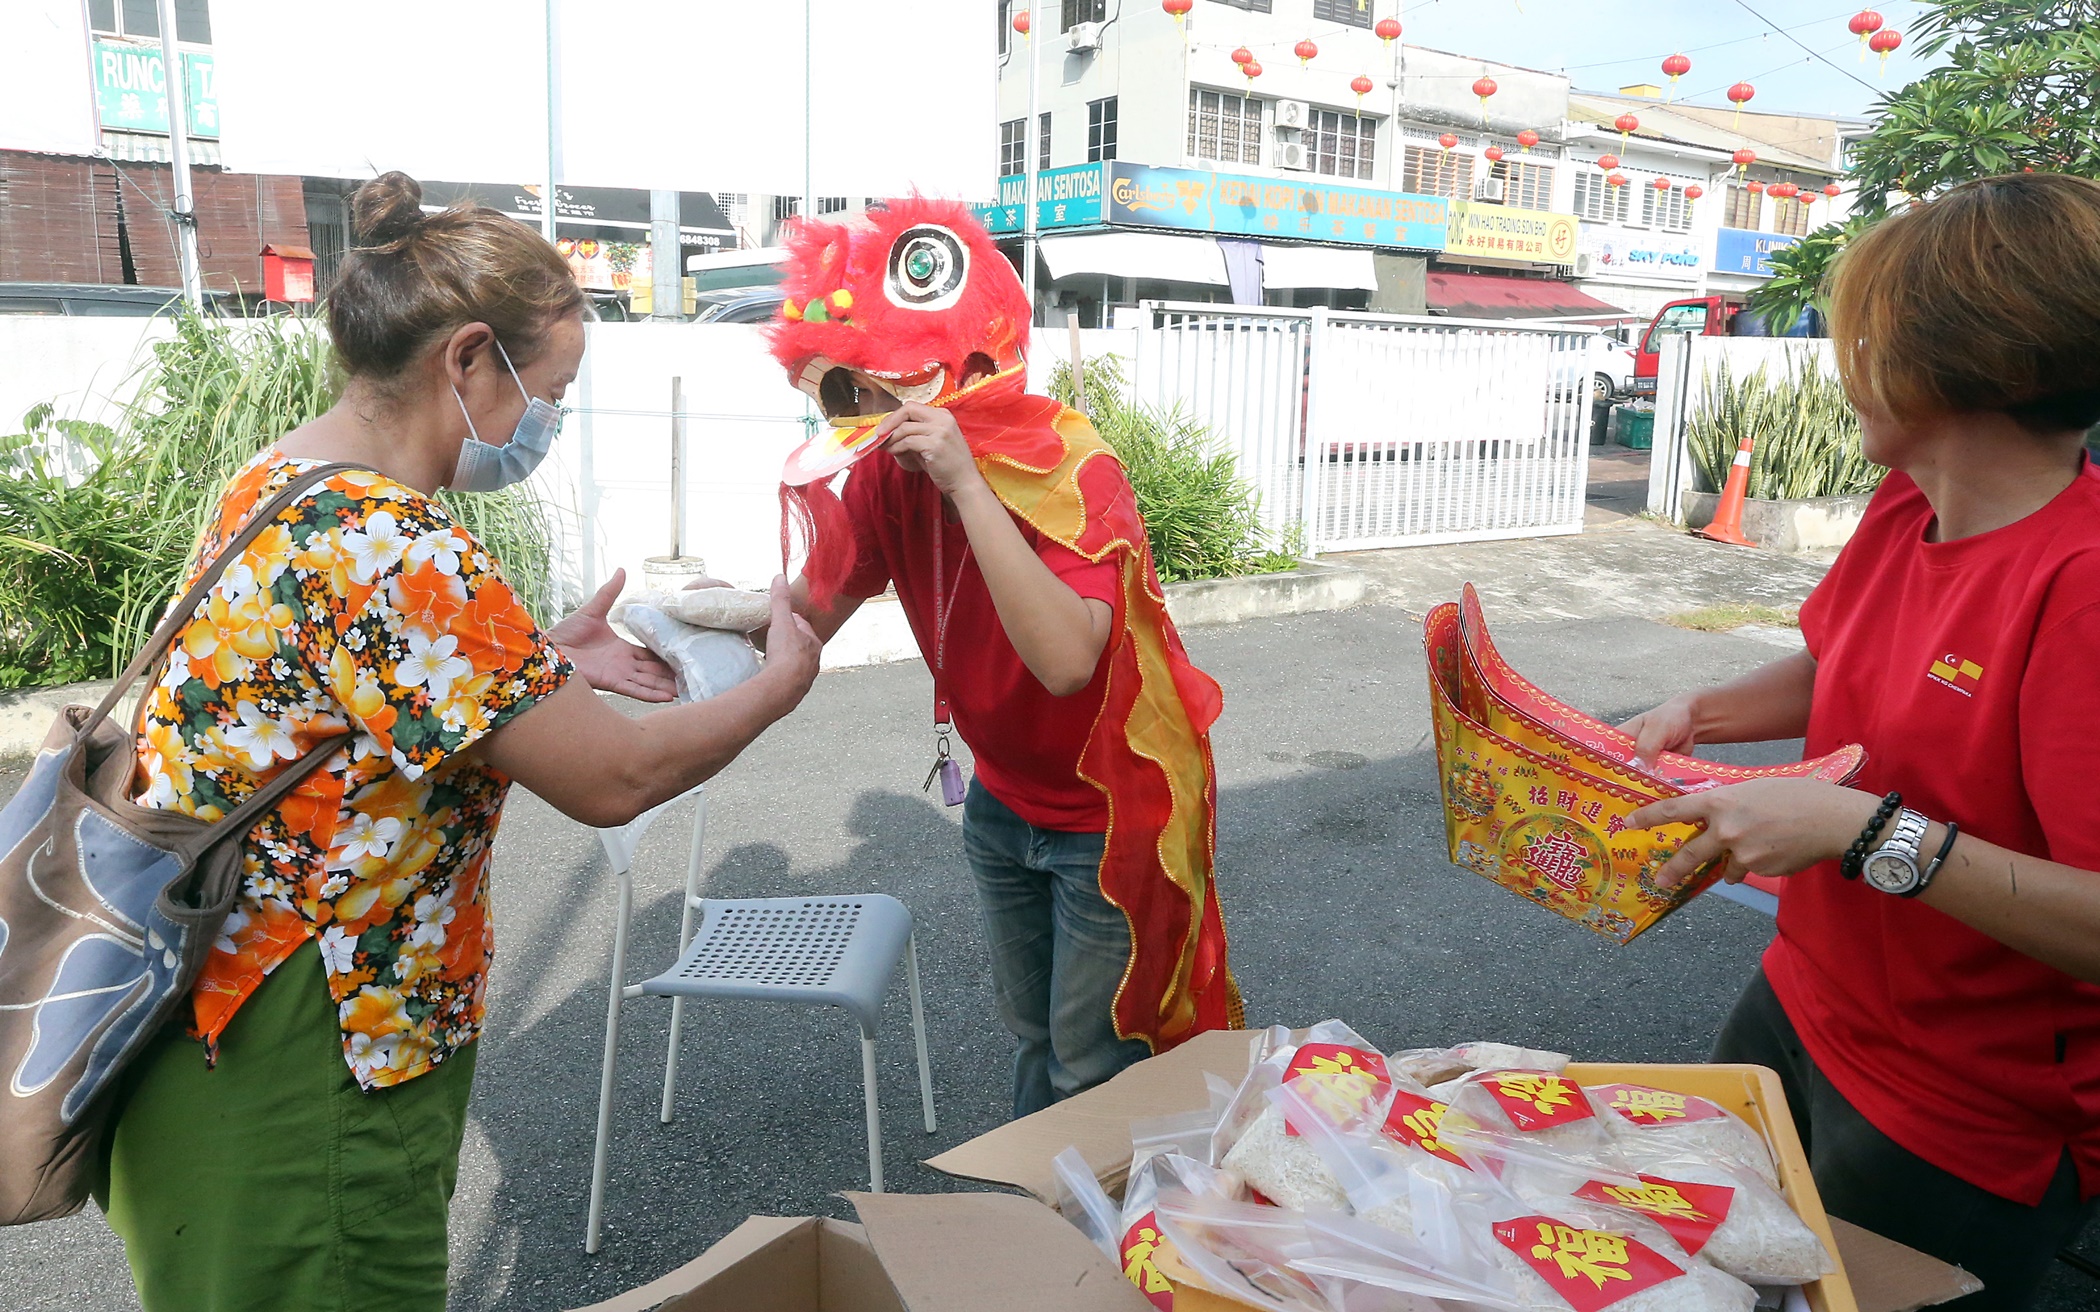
left=1273, top=99, right=1311, bottom=130
left=1067, top=21, right=1102, bottom=51
left=1574, top=252, right=1597, bottom=277
left=1473, top=177, right=1506, bottom=202
left=1277, top=139, right=1311, bottom=170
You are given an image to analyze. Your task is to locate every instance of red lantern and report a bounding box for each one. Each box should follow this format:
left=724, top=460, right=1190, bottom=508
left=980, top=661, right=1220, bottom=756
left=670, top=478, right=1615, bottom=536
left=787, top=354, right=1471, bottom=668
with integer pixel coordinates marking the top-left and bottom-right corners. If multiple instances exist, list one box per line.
left=1614, top=112, right=1639, bottom=138
left=1651, top=176, right=1671, bottom=191
left=1869, top=28, right=1902, bottom=73
left=1848, top=8, right=1883, bottom=60
left=1823, top=182, right=1843, bottom=199
left=1684, top=184, right=1704, bottom=201
left=1731, top=146, right=1756, bottom=180
left=1472, top=75, right=1497, bottom=122
left=1661, top=52, right=1691, bottom=100
left=1747, top=180, right=1766, bottom=195
left=1242, top=58, right=1263, bottom=80
left=1350, top=74, right=1375, bottom=108
left=1596, top=153, right=1620, bottom=172
left=1484, top=145, right=1504, bottom=163
left=1011, top=8, right=1030, bottom=34
left=1727, top=81, right=1755, bottom=127
left=1438, top=132, right=1458, bottom=151
left=1375, top=16, right=1401, bottom=44
left=1516, top=129, right=1540, bottom=151
left=1768, top=182, right=1798, bottom=201
left=1606, top=172, right=1629, bottom=188
left=1295, top=38, right=1318, bottom=66
left=1230, top=45, right=1253, bottom=65
left=1162, top=0, right=1192, bottom=18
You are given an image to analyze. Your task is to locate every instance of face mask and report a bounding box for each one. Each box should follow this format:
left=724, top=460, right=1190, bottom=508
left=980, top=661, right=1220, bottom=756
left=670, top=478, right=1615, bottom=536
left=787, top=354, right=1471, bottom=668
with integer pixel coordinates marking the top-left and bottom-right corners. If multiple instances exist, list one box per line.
left=450, top=339, right=562, bottom=492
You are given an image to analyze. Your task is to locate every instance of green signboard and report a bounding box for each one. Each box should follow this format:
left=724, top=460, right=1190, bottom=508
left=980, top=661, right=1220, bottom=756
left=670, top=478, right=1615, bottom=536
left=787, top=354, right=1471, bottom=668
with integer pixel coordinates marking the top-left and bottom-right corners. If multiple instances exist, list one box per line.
left=93, top=40, right=218, bottom=138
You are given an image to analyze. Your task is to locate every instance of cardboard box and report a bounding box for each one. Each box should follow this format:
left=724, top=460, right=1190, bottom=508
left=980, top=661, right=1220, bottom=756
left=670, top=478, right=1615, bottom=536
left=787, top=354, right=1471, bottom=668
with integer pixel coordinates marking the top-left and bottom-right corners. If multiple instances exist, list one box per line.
left=926, top=1031, right=1982, bottom=1312
left=565, top=1192, right=1151, bottom=1312
left=574, top=1031, right=1981, bottom=1312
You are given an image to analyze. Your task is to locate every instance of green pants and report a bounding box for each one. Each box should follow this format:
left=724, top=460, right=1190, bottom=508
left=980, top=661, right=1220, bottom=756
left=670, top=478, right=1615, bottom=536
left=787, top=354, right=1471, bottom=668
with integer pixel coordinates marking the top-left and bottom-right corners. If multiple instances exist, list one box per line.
left=94, top=939, right=477, bottom=1312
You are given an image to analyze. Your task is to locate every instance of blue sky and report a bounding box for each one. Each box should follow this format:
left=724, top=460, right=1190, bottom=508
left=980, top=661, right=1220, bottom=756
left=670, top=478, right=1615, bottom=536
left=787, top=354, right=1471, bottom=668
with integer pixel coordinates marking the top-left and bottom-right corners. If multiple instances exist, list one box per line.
left=1395, top=0, right=1941, bottom=119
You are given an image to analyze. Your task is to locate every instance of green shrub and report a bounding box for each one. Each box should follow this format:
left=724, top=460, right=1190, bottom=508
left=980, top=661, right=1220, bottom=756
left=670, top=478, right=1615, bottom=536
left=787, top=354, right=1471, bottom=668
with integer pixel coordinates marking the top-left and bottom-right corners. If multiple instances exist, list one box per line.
left=1686, top=350, right=1884, bottom=502
left=0, top=312, right=557, bottom=690
left=1047, top=356, right=1299, bottom=583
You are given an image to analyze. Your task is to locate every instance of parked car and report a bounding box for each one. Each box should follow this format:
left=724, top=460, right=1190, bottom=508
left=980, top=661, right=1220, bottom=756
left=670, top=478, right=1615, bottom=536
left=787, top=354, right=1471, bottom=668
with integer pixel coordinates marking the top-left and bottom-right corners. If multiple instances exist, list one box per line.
left=0, top=282, right=232, bottom=316
left=693, top=287, right=786, bottom=324
left=1551, top=331, right=1638, bottom=401
left=1629, top=295, right=1824, bottom=396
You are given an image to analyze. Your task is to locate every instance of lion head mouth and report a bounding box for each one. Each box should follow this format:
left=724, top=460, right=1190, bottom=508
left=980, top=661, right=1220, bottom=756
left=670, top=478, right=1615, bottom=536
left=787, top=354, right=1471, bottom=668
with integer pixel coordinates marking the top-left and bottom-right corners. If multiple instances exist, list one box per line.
left=794, top=356, right=947, bottom=422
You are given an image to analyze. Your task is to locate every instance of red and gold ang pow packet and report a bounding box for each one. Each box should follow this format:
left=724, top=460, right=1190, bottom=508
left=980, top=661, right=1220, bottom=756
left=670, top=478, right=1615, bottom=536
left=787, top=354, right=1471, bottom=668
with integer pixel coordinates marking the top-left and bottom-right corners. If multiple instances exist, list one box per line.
left=1423, top=584, right=1864, bottom=943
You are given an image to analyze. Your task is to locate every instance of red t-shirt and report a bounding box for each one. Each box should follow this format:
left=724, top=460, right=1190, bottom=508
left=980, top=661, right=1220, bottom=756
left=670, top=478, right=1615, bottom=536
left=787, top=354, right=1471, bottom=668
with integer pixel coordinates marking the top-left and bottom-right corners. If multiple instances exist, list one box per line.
left=837, top=453, right=1124, bottom=832
left=1765, top=463, right=2100, bottom=1205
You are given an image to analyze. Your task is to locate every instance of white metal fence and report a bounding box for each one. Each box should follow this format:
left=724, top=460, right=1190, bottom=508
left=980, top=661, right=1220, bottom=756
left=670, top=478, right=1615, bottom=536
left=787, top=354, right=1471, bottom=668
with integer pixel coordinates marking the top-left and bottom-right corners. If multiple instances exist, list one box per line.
left=1132, top=302, right=1595, bottom=555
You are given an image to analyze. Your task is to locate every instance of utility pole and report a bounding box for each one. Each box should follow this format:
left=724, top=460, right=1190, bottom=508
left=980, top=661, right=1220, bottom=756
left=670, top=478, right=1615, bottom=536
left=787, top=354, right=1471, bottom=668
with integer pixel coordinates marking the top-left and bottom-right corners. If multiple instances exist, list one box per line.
left=543, top=0, right=560, bottom=245
left=649, top=190, right=681, bottom=319
left=154, top=0, right=201, bottom=309
left=1022, top=8, right=1042, bottom=327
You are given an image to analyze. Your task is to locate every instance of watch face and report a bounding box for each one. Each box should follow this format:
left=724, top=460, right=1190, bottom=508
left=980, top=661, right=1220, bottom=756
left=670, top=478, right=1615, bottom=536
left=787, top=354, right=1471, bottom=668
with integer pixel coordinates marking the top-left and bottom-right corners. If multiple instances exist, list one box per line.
left=1864, top=853, right=1917, bottom=894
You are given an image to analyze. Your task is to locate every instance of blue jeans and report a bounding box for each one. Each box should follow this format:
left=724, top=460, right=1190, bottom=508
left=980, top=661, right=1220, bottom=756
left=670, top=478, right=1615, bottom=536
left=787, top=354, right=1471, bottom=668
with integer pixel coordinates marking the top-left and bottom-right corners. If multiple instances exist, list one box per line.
left=963, top=781, right=1152, bottom=1118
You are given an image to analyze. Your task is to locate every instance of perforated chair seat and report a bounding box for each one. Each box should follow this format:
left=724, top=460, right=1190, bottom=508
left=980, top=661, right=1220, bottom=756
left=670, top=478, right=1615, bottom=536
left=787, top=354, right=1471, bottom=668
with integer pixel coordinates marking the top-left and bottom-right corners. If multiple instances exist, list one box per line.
left=638, top=894, right=913, bottom=1037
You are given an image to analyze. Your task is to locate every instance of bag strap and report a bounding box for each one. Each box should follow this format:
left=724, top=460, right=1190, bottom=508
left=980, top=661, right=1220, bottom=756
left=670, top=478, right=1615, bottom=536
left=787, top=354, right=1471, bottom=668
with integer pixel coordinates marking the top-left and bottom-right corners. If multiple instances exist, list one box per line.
left=178, top=724, right=355, bottom=861
left=84, top=460, right=365, bottom=737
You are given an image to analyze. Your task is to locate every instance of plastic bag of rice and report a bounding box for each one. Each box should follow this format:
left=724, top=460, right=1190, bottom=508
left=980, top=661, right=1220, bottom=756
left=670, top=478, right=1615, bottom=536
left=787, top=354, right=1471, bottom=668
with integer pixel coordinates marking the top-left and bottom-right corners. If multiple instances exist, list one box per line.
left=1584, top=1082, right=1778, bottom=1186
left=1488, top=1197, right=1759, bottom=1312
left=1217, top=1021, right=1389, bottom=1213
left=1444, top=1068, right=1613, bottom=1160
left=610, top=602, right=763, bottom=702
left=1389, top=1040, right=1572, bottom=1088
left=1562, top=1160, right=1832, bottom=1286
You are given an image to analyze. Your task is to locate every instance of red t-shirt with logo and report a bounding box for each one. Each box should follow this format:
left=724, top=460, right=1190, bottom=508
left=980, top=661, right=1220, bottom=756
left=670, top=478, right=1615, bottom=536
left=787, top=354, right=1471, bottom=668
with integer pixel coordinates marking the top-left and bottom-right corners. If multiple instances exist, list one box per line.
left=1765, top=463, right=2100, bottom=1205
left=837, top=454, right=1124, bottom=832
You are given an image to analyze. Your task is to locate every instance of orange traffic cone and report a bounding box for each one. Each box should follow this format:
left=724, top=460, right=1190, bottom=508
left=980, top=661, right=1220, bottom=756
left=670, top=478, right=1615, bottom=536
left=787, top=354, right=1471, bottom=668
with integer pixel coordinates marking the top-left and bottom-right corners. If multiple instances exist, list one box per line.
left=1700, top=435, right=1757, bottom=546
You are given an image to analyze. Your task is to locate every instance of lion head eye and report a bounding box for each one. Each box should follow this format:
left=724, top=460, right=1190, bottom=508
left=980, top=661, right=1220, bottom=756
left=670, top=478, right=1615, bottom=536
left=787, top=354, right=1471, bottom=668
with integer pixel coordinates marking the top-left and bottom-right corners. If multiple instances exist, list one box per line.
left=886, top=225, right=968, bottom=311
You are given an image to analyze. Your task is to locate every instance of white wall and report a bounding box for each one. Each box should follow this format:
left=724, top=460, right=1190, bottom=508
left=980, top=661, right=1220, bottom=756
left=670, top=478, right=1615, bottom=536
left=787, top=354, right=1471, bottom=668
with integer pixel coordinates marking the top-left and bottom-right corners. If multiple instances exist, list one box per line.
left=0, top=317, right=175, bottom=435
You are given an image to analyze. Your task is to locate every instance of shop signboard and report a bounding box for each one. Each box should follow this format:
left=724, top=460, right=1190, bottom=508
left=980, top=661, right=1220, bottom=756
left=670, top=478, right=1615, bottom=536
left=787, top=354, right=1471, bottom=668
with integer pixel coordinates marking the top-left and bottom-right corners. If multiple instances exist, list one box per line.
left=1576, top=225, right=1702, bottom=284
left=1445, top=201, right=1578, bottom=266
left=976, top=164, right=1107, bottom=234
left=93, top=40, right=217, bottom=138
left=1714, top=227, right=1800, bottom=278
left=1103, top=163, right=1447, bottom=250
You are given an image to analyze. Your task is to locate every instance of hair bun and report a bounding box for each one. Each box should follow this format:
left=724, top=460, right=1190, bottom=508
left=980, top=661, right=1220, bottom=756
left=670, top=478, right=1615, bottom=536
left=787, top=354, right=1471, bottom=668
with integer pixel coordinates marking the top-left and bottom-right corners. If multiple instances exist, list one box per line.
left=351, top=171, right=426, bottom=245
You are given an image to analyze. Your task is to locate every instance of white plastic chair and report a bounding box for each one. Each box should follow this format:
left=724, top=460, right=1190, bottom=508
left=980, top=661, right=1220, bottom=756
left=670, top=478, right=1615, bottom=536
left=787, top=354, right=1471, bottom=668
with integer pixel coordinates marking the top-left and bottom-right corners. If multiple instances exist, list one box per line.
left=583, top=786, right=937, bottom=1253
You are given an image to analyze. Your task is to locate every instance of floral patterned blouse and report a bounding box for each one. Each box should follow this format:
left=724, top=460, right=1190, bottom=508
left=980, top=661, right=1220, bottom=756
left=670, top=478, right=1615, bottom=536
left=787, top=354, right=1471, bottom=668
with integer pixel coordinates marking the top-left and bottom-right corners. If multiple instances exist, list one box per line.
left=135, top=450, right=570, bottom=1090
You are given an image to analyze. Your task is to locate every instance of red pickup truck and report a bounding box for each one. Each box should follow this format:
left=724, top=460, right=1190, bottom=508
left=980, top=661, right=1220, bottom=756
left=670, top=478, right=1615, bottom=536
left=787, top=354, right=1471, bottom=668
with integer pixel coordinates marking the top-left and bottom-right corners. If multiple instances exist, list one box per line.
left=1628, top=294, right=1822, bottom=396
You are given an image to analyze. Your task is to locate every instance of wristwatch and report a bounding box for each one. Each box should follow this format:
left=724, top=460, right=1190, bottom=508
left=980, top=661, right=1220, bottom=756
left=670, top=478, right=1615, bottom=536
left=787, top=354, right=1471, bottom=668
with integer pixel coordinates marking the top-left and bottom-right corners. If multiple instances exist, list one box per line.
left=1861, top=808, right=1932, bottom=895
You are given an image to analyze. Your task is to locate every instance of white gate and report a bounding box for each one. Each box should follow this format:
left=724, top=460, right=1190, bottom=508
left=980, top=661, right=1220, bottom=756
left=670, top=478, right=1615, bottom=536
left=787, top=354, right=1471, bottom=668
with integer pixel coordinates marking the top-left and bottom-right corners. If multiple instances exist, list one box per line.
left=1132, top=302, right=1593, bottom=555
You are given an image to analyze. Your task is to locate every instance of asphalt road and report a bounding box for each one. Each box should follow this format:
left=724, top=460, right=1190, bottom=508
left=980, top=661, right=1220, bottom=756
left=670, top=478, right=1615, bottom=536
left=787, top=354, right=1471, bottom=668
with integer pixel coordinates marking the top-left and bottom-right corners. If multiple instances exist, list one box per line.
left=3, top=545, right=2095, bottom=1310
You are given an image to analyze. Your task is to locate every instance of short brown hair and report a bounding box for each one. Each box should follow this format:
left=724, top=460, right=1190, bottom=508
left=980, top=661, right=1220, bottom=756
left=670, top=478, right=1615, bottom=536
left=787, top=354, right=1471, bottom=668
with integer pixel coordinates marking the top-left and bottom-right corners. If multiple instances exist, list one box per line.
left=1828, top=172, right=2100, bottom=433
left=327, top=171, right=586, bottom=382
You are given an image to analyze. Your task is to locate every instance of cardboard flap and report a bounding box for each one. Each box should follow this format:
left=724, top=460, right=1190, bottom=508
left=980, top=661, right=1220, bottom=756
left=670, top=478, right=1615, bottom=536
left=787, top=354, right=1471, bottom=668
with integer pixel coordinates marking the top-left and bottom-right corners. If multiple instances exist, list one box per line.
left=849, top=1191, right=1152, bottom=1312
left=1830, top=1217, right=1983, bottom=1312
left=565, top=1216, right=822, bottom=1312
left=924, top=1029, right=1258, bottom=1201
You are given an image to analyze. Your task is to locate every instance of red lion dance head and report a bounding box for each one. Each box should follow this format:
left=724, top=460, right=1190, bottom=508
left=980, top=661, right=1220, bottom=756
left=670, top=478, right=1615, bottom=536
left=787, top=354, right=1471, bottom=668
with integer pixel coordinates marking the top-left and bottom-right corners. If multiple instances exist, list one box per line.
left=767, top=198, right=1031, bottom=605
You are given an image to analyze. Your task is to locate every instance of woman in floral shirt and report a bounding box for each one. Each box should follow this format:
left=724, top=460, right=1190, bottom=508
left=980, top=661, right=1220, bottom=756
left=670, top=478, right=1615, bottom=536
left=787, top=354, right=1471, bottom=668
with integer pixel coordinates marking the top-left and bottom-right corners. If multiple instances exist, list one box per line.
left=96, top=172, right=822, bottom=1311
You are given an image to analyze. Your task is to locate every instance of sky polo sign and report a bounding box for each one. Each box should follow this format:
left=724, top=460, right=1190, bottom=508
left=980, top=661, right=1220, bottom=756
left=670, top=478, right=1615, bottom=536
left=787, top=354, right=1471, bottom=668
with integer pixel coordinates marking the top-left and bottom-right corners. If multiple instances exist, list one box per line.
left=1102, top=163, right=1447, bottom=250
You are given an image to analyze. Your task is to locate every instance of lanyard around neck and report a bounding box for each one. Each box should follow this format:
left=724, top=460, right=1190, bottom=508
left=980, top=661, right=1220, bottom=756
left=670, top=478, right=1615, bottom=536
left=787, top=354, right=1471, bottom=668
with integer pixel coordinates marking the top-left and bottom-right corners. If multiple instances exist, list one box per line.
left=931, top=500, right=971, bottom=729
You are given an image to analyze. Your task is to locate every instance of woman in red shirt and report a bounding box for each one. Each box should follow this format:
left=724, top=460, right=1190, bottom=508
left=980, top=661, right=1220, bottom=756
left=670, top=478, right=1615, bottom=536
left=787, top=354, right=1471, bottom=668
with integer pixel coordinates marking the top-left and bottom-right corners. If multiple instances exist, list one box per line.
left=1622, top=174, right=2100, bottom=1307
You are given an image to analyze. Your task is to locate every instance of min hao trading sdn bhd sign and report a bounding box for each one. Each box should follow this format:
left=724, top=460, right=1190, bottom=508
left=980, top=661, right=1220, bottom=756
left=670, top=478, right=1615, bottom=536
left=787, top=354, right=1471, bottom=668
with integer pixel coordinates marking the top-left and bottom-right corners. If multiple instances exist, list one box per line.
left=1445, top=201, right=1578, bottom=267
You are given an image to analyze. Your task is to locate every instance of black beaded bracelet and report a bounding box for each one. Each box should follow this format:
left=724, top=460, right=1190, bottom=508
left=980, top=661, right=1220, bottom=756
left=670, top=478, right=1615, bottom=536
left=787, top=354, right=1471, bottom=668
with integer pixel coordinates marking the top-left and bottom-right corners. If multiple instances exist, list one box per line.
left=1840, top=791, right=1903, bottom=880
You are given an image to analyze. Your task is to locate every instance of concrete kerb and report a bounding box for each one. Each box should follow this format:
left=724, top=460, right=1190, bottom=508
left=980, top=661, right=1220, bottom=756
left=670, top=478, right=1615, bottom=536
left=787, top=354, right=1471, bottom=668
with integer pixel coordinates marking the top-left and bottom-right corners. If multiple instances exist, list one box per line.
left=0, top=563, right=1368, bottom=767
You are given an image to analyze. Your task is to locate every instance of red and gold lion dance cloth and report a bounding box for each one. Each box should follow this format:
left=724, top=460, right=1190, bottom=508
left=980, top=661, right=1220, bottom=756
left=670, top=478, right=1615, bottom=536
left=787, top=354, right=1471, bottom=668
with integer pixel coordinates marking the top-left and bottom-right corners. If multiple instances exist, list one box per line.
left=767, top=197, right=1242, bottom=1052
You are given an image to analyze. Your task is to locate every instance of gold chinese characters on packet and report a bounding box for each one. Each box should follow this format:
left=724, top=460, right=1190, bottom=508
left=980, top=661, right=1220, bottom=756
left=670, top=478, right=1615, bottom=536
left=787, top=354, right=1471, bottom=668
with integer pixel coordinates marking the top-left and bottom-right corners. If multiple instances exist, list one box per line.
left=1423, top=585, right=1865, bottom=944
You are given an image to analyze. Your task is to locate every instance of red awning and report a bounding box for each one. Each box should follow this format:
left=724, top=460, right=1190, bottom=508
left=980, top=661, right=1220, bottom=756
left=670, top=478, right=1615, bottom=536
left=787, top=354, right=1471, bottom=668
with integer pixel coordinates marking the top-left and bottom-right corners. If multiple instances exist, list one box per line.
left=1426, top=270, right=1630, bottom=320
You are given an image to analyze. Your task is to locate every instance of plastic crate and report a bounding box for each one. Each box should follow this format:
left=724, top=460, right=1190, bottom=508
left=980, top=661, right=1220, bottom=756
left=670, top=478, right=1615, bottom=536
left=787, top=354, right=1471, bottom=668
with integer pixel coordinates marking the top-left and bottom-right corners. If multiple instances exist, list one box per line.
left=1567, top=1062, right=1856, bottom=1312
left=1610, top=405, right=1655, bottom=450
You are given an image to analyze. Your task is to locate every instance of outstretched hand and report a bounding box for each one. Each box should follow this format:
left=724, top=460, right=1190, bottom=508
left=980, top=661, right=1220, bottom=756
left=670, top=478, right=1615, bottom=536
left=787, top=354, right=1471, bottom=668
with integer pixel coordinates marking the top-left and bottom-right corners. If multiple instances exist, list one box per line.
left=1625, top=778, right=1880, bottom=889
left=547, top=568, right=679, bottom=703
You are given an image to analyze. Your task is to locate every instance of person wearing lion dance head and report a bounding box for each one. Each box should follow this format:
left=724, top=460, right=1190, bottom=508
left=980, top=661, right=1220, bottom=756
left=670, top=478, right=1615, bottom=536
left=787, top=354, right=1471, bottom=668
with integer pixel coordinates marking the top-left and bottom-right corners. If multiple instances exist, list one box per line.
left=764, top=197, right=1242, bottom=1115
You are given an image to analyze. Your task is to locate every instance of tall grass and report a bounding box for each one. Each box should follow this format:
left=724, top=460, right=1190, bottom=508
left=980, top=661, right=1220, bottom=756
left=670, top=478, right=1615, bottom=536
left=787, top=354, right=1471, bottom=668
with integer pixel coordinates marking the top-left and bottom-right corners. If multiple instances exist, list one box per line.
left=1686, top=349, right=1884, bottom=501
left=0, top=312, right=557, bottom=690
left=1047, top=356, right=1299, bottom=583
